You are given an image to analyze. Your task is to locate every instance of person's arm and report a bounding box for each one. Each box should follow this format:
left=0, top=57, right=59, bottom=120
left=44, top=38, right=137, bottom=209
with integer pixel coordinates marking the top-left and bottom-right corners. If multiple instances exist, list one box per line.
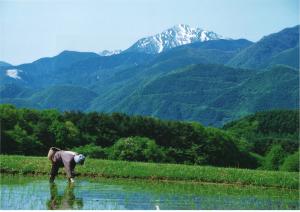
left=61, top=153, right=76, bottom=182
left=62, top=160, right=75, bottom=178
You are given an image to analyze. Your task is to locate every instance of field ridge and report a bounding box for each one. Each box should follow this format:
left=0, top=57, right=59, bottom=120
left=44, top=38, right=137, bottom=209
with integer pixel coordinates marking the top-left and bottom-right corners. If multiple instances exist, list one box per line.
left=0, top=155, right=298, bottom=189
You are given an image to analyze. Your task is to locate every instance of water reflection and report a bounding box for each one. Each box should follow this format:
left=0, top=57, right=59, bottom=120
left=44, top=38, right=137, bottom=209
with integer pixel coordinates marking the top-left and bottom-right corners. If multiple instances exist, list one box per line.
left=0, top=175, right=298, bottom=210
left=47, top=183, right=83, bottom=210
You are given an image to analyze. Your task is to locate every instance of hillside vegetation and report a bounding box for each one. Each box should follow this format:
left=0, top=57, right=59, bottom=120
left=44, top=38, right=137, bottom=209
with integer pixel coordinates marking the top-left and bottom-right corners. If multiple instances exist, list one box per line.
left=224, top=110, right=299, bottom=172
left=1, top=104, right=298, bottom=172
left=227, top=25, right=299, bottom=69
left=113, top=64, right=298, bottom=126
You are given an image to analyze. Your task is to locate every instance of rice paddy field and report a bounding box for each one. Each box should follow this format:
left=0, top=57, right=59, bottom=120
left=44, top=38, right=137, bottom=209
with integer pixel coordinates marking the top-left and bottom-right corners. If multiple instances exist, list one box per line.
left=0, top=155, right=299, bottom=209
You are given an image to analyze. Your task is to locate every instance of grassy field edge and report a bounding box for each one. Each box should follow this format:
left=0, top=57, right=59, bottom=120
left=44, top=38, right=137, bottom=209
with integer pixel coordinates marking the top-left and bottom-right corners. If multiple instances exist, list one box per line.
left=0, top=155, right=298, bottom=189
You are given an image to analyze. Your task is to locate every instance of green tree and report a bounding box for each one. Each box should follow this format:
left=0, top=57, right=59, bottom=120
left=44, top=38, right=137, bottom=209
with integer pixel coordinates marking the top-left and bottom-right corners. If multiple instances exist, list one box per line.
left=0, top=104, right=19, bottom=153
left=204, top=128, right=246, bottom=167
left=110, top=136, right=164, bottom=162
left=72, top=144, right=107, bottom=159
left=262, top=145, right=287, bottom=170
left=6, top=124, right=43, bottom=155
left=280, top=151, right=299, bottom=172
left=49, top=120, right=79, bottom=148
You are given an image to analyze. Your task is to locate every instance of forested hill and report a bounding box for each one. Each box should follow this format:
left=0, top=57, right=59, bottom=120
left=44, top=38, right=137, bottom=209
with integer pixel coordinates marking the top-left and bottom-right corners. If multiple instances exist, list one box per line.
left=1, top=104, right=298, bottom=172
left=0, top=26, right=298, bottom=127
left=223, top=110, right=299, bottom=171
left=223, top=110, right=299, bottom=136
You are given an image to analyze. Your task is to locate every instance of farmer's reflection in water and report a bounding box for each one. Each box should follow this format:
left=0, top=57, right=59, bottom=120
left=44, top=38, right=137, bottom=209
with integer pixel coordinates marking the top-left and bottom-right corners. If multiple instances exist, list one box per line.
left=47, top=183, right=83, bottom=210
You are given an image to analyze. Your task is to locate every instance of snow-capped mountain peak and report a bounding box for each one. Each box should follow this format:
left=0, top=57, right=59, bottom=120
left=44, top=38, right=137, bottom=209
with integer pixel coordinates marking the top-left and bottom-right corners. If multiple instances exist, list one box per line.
left=126, top=24, right=229, bottom=54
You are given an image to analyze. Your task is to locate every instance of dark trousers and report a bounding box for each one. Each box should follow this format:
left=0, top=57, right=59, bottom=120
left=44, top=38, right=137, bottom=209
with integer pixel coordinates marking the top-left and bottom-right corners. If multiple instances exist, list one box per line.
left=49, top=162, right=60, bottom=182
left=49, top=162, right=76, bottom=182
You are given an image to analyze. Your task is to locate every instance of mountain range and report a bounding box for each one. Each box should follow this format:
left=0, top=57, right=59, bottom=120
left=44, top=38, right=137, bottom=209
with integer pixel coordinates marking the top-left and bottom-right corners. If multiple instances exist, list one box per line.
left=0, top=61, right=11, bottom=67
left=0, top=25, right=299, bottom=126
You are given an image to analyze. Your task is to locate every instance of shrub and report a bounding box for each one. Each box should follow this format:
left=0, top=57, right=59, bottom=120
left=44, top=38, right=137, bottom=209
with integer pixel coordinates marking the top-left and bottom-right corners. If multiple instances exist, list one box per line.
left=109, top=136, right=165, bottom=162
left=262, top=145, right=286, bottom=170
left=72, top=144, right=107, bottom=159
left=204, top=128, right=243, bottom=167
left=280, top=151, right=299, bottom=172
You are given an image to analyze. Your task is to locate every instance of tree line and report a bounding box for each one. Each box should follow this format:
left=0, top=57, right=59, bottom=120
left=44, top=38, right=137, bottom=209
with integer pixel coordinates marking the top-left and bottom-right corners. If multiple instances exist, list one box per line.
left=0, top=104, right=298, bottom=171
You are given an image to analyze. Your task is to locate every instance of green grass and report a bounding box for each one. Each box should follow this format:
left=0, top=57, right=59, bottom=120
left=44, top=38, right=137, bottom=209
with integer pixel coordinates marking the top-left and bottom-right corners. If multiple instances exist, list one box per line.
left=0, top=155, right=298, bottom=189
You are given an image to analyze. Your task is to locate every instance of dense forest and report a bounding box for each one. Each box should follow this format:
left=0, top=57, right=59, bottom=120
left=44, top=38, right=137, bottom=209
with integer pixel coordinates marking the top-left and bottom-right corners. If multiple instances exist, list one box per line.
left=223, top=110, right=299, bottom=171
left=0, top=104, right=298, bottom=171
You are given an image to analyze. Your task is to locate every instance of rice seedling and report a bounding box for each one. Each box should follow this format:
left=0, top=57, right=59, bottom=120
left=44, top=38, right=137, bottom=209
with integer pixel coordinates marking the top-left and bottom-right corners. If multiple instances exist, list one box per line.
left=0, top=155, right=298, bottom=189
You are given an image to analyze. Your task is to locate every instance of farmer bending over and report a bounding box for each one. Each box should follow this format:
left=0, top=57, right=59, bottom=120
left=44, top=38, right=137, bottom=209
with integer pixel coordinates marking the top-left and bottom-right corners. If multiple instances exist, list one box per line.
left=48, top=147, right=85, bottom=183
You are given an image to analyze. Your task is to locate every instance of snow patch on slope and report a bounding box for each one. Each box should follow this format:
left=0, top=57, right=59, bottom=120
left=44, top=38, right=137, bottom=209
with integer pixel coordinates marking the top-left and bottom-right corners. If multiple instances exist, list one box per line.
left=6, top=69, right=22, bottom=79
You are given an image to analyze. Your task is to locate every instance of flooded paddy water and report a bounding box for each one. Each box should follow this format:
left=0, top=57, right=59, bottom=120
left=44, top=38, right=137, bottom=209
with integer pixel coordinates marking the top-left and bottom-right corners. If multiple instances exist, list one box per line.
left=0, top=174, right=299, bottom=210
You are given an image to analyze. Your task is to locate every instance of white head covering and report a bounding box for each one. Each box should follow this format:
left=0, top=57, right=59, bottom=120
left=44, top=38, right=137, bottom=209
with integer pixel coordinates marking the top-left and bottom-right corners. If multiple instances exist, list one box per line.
left=74, top=154, right=85, bottom=164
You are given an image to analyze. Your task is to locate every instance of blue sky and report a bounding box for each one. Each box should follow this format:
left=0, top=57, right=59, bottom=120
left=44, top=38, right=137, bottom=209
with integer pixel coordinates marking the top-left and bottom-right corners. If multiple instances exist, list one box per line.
left=0, top=0, right=299, bottom=65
